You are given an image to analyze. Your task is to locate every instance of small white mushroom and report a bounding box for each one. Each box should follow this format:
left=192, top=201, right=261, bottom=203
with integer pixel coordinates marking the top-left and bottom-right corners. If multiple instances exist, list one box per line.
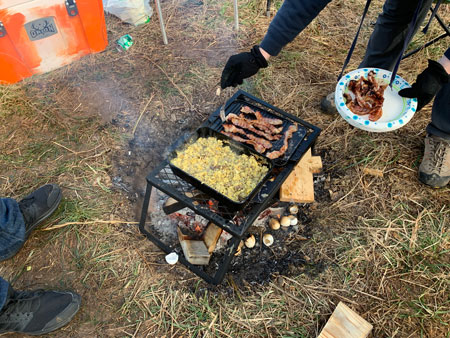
left=289, top=215, right=298, bottom=226
left=245, top=234, right=256, bottom=248
left=269, top=218, right=281, bottom=230
left=280, top=216, right=291, bottom=228
left=263, top=234, right=274, bottom=247
left=289, top=205, right=299, bottom=214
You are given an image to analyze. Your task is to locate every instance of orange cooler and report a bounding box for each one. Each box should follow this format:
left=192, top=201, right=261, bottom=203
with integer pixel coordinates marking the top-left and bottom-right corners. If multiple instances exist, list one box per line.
left=0, top=0, right=108, bottom=84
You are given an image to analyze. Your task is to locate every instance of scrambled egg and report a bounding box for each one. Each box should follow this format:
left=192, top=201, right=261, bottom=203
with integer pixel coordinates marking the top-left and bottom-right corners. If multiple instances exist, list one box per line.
left=171, top=137, right=269, bottom=202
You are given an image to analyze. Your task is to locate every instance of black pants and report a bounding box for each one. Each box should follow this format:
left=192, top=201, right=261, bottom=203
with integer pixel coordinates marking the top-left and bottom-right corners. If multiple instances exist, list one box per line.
left=360, top=0, right=450, bottom=139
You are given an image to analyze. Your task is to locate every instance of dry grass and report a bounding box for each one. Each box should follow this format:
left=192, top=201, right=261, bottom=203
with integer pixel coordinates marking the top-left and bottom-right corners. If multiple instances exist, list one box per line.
left=0, top=0, right=449, bottom=337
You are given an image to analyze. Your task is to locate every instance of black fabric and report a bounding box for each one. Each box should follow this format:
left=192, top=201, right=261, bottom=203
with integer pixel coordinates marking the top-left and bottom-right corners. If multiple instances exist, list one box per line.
left=220, top=45, right=268, bottom=89
left=23, top=291, right=72, bottom=332
left=388, top=0, right=425, bottom=86
left=338, top=0, right=372, bottom=80
left=259, top=0, right=332, bottom=56
left=359, top=0, right=434, bottom=71
left=0, top=289, right=74, bottom=334
left=399, top=59, right=450, bottom=111
left=18, top=184, right=61, bottom=237
left=427, top=82, right=450, bottom=140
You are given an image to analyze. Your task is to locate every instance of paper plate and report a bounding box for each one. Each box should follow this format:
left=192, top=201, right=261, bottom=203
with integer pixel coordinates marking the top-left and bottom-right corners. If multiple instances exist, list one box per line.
left=335, top=68, right=418, bottom=132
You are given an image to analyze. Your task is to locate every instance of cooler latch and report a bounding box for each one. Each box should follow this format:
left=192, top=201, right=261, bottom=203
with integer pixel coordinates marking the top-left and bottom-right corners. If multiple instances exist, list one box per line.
left=65, top=0, right=79, bottom=17
left=0, top=22, right=6, bottom=38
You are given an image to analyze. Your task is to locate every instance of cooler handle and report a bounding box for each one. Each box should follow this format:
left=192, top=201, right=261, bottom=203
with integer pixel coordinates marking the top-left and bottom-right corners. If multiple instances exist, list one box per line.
left=0, top=22, right=6, bottom=38
left=65, top=0, right=79, bottom=17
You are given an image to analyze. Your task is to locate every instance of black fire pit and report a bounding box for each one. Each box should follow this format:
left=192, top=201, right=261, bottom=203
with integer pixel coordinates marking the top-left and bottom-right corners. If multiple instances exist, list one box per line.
left=138, top=90, right=321, bottom=285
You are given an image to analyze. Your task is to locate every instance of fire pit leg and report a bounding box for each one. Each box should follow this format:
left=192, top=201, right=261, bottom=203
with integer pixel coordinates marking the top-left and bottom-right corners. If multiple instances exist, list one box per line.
left=211, top=236, right=241, bottom=284
left=138, top=183, right=153, bottom=235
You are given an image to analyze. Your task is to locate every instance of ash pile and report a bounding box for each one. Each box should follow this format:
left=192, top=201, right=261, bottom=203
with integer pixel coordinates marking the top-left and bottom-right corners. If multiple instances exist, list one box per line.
left=147, top=189, right=319, bottom=285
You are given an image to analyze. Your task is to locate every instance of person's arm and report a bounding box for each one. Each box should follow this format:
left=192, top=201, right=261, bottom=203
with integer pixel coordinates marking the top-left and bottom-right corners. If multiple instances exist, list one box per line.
left=220, top=0, right=332, bottom=88
left=399, top=47, right=450, bottom=111
left=260, top=0, right=332, bottom=57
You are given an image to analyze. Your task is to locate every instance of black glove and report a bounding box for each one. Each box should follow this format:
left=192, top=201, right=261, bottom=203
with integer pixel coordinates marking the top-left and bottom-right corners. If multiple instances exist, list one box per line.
left=220, top=45, right=269, bottom=89
left=398, top=59, right=449, bottom=111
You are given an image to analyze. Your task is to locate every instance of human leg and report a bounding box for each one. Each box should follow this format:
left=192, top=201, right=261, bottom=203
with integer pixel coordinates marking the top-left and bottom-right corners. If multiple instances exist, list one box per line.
left=419, top=83, right=450, bottom=187
left=0, top=198, right=25, bottom=262
left=0, top=278, right=10, bottom=312
left=359, top=0, right=433, bottom=70
left=426, top=82, right=450, bottom=140
left=0, top=184, right=62, bottom=261
left=321, top=0, right=433, bottom=114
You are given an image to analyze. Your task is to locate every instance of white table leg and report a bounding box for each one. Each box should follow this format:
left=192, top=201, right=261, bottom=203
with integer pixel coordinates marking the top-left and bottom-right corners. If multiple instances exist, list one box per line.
left=233, top=0, right=239, bottom=30
left=154, top=0, right=168, bottom=45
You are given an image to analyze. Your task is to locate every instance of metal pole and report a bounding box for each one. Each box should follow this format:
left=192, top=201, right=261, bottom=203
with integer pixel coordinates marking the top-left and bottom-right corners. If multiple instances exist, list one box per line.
left=233, top=0, right=239, bottom=31
left=266, top=0, right=271, bottom=17
left=154, top=0, right=168, bottom=45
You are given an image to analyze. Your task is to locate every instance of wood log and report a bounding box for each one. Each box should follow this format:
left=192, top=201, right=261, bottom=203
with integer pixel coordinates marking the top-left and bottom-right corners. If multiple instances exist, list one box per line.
left=280, top=149, right=322, bottom=203
left=203, top=222, right=223, bottom=253
left=178, top=228, right=210, bottom=265
left=317, top=302, right=372, bottom=338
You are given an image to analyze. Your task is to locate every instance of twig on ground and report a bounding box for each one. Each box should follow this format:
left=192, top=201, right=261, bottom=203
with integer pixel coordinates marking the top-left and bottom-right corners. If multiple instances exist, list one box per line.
left=133, top=93, right=155, bottom=135
left=269, top=282, right=303, bottom=303
left=52, top=142, right=102, bottom=155
left=42, top=220, right=139, bottom=231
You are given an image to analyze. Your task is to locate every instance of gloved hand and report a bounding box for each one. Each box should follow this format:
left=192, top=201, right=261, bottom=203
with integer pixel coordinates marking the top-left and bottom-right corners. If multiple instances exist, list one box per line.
left=398, top=59, right=449, bottom=111
left=220, top=45, right=269, bottom=89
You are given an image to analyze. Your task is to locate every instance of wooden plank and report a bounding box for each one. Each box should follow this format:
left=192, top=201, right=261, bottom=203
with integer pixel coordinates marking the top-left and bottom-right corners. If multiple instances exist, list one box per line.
left=203, top=222, right=223, bottom=253
left=178, top=228, right=210, bottom=265
left=280, top=149, right=322, bottom=203
left=317, top=302, right=372, bottom=338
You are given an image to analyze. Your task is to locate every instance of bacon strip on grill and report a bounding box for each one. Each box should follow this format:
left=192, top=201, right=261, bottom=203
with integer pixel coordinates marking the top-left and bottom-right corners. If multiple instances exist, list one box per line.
left=266, top=123, right=298, bottom=159
left=240, top=106, right=283, bottom=125
left=221, top=131, right=267, bottom=154
left=344, top=71, right=387, bottom=121
left=222, top=124, right=272, bottom=149
left=224, top=115, right=282, bottom=141
left=226, top=113, right=283, bottom=135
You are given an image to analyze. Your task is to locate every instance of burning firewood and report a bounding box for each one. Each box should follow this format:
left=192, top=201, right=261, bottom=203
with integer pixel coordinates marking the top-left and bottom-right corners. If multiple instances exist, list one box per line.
left=235, top=240, right=245, bottom=256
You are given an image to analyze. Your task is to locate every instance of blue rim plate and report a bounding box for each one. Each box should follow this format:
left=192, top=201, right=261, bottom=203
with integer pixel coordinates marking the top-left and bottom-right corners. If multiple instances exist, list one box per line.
left=335, top=68, right=418, bottom=132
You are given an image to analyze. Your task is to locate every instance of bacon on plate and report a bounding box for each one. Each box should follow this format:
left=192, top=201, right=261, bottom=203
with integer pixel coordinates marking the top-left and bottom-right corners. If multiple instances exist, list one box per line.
left=344, top=70, right=387, bottom=122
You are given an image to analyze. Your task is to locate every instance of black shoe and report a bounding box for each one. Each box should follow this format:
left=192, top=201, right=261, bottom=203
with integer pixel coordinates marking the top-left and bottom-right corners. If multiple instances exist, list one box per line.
left=320, top=92, right=338, bottom=115
left=0, top=289, right=81, bottom=335
left=18, top=184, right=62, bottom=239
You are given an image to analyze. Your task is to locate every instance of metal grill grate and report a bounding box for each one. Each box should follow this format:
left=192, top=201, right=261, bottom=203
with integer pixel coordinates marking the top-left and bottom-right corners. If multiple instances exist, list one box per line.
left=139, top=90, right=321, bottom=284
